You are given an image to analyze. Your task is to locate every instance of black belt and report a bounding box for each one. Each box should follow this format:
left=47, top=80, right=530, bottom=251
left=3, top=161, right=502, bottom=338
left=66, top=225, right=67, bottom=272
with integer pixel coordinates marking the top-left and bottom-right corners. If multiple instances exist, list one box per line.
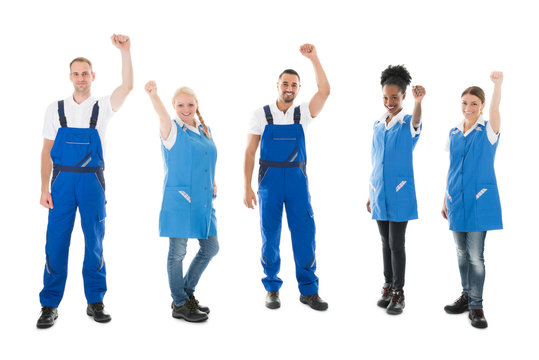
left=259, top=159, right=305, bottom=168
left=53, top=165, right=104, bottom=173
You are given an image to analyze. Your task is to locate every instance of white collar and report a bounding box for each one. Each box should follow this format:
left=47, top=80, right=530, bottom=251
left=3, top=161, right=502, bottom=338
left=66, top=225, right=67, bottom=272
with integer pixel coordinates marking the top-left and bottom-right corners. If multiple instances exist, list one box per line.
left=456, top=115, right=485, bottom=135
left=376, top=110, right=406, bottom=129
left=174, top=116, right=201, bottom=130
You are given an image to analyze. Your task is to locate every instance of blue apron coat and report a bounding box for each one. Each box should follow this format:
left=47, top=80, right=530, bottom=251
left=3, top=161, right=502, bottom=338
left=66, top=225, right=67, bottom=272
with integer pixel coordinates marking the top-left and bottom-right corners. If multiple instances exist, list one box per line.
left=40, top=100, right=107, bottom=307
left=446, top=120, right=502, bottom=232
left=159, top=120, right=217, bottom=239
left=369, top=114, right=420, bottom=222
left=257, top=105, right=318, bottom=296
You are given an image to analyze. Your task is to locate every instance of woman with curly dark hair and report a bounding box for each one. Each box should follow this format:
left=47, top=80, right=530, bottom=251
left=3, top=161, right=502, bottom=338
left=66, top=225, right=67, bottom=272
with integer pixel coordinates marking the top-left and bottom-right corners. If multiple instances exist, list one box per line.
left=367, top=65, right=425, bottom=315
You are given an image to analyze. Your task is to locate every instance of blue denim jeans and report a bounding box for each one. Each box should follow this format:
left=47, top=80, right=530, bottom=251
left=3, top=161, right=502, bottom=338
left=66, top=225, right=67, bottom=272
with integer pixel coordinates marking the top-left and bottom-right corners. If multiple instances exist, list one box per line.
left=168, top=236, right=219, bottom=306
left=452, top=231, right=487, bottom=310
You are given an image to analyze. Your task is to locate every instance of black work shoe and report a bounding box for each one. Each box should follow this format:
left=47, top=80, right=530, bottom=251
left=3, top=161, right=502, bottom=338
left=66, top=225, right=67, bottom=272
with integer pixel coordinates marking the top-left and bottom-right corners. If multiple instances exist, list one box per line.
left=172, top=299, right=208, bottom=322
left=87, top=302, right=111, bottom=323
left=189, top=295, right=210, bottom=314
left=377, top=283, right=393, bottom=308
left=37, top=307, right=58, bottom=329
left=469, top=309, right=488, bottom=329
left=299, top=294, right=328, bottom=311
left=265, top=291, right=280, bottom=309
left=444, top=294, right=469, bottom=314
left=386, top=290, right=405, bottom=315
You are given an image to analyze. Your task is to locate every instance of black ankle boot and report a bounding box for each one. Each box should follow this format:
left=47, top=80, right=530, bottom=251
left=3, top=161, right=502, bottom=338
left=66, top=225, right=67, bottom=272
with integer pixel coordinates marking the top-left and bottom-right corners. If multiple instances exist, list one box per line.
left=444, top=294, right=469, bottom=314
left=386, top=290, right=405, bottom=315
left=377, top=283, right=392, bottom=308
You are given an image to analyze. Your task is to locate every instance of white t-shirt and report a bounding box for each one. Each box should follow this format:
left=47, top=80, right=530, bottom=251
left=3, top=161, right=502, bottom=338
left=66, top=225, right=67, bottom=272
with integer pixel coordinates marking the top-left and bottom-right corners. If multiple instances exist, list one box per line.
left=42, top=95, right=114, bottom=151
left=247, top=101, right=313, bottom=135
left=444, top=116, right=499, bottom=151
left=161, top=117, right=202, bottom=150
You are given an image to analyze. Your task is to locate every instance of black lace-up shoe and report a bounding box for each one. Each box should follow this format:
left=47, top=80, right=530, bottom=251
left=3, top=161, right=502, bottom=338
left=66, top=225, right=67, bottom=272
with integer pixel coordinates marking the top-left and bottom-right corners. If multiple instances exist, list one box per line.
left=299, top=294, right=328, bottom=311
left=37, top=307, right=58, bottom=329
left=172, top=299, right=208, bottom=322
left=444, top=294, right=469, bottom=314
left=265, top=291, right=280, bottom=309
left=386, top=290, right=405, bottom=315
left=188, top=295, right=210, bottom=314
left=469, top=309, right=488, bottom=329
left=377, top=283, right=393, bottom=308
left=87, top=302, right=111, bottom=323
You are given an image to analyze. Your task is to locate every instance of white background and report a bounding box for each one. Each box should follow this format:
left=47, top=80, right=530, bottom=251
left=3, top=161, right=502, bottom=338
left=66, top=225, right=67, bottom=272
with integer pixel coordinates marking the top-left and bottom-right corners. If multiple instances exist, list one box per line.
left=1, top=0, right=537, bottom=358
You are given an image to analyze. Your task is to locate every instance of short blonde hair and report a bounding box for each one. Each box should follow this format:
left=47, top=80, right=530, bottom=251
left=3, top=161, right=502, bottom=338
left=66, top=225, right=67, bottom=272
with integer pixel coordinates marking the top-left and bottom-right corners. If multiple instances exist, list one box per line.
left=69, top=57, right=93, bottom=72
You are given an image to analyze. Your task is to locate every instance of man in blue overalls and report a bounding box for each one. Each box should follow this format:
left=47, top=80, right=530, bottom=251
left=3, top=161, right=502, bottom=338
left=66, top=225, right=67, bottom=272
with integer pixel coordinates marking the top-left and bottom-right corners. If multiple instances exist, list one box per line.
left=244, top=44, right=330, bottom=310
left=37, top=34, right=133, bottom=329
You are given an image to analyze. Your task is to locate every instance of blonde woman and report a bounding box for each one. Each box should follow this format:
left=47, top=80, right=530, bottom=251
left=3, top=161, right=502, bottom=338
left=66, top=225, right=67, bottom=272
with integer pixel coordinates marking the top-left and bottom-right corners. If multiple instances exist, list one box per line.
left=145, top=81, right=218, bottom=322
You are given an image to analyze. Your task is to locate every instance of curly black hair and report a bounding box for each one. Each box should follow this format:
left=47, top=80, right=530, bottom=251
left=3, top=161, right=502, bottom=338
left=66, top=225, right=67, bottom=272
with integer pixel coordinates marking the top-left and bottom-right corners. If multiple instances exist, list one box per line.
left=380, top=65, right=411, bottom=93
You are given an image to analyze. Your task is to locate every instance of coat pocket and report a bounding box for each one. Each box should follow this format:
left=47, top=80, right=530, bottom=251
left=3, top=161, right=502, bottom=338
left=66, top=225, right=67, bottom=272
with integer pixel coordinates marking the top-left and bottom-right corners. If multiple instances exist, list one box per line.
left=162, top=187, right=192, bottom=213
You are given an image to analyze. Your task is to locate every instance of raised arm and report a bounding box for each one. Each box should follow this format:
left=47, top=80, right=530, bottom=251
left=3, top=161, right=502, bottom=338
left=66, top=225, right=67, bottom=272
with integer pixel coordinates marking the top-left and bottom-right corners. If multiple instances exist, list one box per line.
left=489, top=71, right=503, bottom=134
left=110, top=34, right=134, bottom=112
left=411, top=85, right=426, bottom=129
left=300, top=44, right=330, bottom=118
left=243, top=134, right=261, bottom=209
left=144, top=81, right=172, bottom=140
left=40, top=139, right=55, bottom=209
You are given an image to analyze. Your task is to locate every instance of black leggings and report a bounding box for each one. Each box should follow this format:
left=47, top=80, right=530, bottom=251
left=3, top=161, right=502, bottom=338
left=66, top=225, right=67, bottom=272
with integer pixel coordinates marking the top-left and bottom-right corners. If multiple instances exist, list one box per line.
left=377, top=221, right=408, bottom=291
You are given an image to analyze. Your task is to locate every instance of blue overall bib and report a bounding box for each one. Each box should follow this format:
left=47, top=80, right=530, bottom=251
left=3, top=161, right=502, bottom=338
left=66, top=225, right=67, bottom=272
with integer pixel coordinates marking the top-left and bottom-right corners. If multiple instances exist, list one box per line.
left=40, top=100, right=107, bottom=307
left=258, top=105, right=318, bottom=296
left=369, top=114, right=420, bottom=222
left=159, top=121, right=217, bottom=239
left=446, top=121, right=502, bottom=232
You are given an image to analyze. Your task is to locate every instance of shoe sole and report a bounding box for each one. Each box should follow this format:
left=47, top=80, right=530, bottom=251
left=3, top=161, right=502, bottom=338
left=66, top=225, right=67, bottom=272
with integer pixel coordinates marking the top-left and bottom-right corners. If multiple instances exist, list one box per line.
left=265, top=302, right=280, bottom=309
left=444, top=306, right=469, bottom=314
left=299, top=297, right=328, bottom=311
left=386, top=304, right=405, bottom=315
left=86, top=310, right=112, bottom=323
left=172, top=312, right=208, bottom=322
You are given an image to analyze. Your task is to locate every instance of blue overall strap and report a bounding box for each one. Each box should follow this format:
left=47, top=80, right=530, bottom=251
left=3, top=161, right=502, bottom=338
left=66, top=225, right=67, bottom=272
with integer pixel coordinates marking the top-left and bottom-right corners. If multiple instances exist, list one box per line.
left=89, top=102, right=100, bottom=129
left=57, top=100, right=67, bottom=128
left=263, top=105, right=273, bottom=125
left=293, top=106, right=301, bottom=124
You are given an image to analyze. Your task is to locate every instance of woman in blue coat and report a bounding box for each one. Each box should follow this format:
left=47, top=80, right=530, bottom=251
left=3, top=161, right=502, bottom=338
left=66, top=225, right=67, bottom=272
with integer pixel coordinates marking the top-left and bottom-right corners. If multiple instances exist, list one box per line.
left=442, top=72, right=503, bottom=329
left=145, top=81, right=218, bottom=323
left=367, top=65, right=425, bottom=315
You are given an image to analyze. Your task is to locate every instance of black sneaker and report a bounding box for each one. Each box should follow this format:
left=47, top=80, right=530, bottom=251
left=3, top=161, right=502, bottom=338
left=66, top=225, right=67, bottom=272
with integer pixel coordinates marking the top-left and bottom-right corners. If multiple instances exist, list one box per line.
left=172, top=299, right=208, bottom=322
left=469, top=309, right=488, bottom=329
left=386, top=290, right=405, bottom=315
left=265, top=291, right=280, bottom=309
left=444, top=294, right=469, bottom=314
left=87, top=302, right=111, bottom=323
left=36, top=307, right=58, bottom=329
left=188, top=295, right=210, bottom=314
left=377, top=283, right=393, bottom=308
left=299, top=294, right=328, bottom=311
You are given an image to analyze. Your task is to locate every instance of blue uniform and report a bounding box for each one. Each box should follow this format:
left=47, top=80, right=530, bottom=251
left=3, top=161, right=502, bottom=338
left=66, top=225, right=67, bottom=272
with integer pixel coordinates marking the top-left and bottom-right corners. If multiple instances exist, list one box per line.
left=369, top=114, right=420, bottom=222
left=258, top=105, right=318, bottom=296
left=40, top=100, right=107, bottom=307
left=159, top=120, right=217, bottom=239
left=446, top=118, right=502, bottom=232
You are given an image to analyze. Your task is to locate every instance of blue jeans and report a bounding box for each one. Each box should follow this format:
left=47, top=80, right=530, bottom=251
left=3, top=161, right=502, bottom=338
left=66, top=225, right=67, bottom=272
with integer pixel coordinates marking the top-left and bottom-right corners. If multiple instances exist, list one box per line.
left=168, top=236, right=219, bottom=306
left=452, top=231, right=487, bottom=310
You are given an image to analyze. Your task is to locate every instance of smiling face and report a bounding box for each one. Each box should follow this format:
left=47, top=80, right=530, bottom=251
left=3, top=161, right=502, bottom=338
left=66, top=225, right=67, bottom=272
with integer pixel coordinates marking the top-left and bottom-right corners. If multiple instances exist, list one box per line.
left=382, top=84, right=405, bottom=116
left=69, top=61, right=95, bottom=94
left=461, top=94, right=485, bottom=122
left=277, top=73, right=300, bottom=103
left=173, top=92, right=198, bottom=125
